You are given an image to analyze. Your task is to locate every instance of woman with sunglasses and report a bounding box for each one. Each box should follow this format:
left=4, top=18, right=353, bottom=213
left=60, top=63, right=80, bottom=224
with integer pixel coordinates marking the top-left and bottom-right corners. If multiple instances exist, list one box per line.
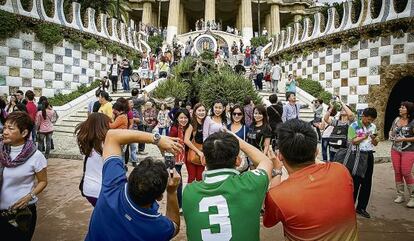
left=228, top=104, right=250, bottom=172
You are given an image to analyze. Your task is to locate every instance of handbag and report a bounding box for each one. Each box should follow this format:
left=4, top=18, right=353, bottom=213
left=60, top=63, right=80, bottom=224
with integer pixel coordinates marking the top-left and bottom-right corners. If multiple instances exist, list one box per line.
left=0, top=206, right=32, bottom=232
left=332, top=144, right=368, bottom=178
left=236, top=126, right=249, bottom=172
left=187, top=140, right=203, bottom=165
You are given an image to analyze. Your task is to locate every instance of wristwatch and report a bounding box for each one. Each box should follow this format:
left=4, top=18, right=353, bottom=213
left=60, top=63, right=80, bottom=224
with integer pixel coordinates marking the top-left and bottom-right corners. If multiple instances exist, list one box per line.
left=153, top=133, right=161, bottom=145
left=29, top=192, right=37, bottom=200
left=272, top=169, right=283, bottom=178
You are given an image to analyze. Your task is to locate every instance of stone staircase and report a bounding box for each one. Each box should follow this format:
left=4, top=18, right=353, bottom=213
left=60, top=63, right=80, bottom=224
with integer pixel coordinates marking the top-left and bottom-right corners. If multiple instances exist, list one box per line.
left=244, top=65, right=314, bottom=122
left=54, top=92, right=133, bottom=135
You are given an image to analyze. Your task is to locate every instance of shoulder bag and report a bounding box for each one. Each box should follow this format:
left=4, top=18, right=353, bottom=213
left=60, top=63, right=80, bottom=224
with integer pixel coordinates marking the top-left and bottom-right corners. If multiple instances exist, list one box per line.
left=187, top=129, right=203, bottom=165
left=236, top=125, right=249, bottom=172
left=332, top=144, right=368, bottom=178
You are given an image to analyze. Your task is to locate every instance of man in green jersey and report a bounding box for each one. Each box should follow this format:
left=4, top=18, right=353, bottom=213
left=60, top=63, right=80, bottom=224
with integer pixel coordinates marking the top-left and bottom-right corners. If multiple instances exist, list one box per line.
left=182, top=131, right=280, bottom=241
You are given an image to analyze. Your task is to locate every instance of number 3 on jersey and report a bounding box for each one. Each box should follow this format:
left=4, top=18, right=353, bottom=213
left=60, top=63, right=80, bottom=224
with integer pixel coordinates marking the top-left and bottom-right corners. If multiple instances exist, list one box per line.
left=199, top=195, right=232, bottom=241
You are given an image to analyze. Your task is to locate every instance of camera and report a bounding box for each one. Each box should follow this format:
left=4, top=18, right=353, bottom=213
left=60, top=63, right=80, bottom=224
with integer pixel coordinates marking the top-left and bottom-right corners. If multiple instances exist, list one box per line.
left=164, top=152, right=175, bottom=170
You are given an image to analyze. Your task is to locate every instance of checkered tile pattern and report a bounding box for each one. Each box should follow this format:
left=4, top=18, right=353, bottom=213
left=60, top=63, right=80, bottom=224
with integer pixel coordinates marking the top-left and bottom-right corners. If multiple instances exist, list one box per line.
left=280, top=33, right=414, bottom=110
left=0, top=32, right=113, bottom=97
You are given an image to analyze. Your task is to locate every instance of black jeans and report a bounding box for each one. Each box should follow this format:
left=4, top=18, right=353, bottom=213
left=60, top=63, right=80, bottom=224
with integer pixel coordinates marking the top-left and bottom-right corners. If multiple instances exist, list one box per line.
left=353, top=151, right=374, bottom=211
left=110, top=76, right=118, bottom=92
left=0, top=204, right=37, bottom=241
left=175, top=164, right=183, bottom=208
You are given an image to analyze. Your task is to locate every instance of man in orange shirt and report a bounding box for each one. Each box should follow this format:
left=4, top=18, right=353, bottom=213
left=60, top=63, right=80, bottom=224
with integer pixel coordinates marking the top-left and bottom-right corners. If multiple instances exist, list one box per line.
left=264, top=119, right=358, bottom=241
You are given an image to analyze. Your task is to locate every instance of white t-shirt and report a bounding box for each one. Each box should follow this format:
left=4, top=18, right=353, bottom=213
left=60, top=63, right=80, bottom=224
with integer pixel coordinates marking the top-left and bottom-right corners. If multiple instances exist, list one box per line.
left=83, top=149, right=104, bottom=198
left=0, top=145, right=47, bottom=209
left=271, top=64, right=282, bottom=80
left=111, top=64, right=118, bottom=76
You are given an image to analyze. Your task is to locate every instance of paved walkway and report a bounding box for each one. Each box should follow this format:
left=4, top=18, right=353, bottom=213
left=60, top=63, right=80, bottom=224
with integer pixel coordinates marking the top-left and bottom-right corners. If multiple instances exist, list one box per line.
left=32, top=155, right=414, bottom=241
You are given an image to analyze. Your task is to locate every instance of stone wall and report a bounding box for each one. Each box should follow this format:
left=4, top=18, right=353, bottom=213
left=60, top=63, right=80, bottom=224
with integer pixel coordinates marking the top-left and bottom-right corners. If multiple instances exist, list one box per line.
left=0, top=32, right=115, bottom=97
left=0, top=0, right=150, bottom=97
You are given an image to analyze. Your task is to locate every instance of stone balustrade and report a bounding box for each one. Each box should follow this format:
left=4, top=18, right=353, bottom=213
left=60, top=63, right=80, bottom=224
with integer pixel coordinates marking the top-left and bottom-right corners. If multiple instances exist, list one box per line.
left=0, top=0, right=149, bottom=53
left=269, top=0, right=413, bottom=56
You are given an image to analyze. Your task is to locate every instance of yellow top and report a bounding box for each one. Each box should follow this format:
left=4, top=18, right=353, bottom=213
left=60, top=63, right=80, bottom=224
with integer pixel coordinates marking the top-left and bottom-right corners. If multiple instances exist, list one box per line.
left=98, top=102, right=113, bottom=120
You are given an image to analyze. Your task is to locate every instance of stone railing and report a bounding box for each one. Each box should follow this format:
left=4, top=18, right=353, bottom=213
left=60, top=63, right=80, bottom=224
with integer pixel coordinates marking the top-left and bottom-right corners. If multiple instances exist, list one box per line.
left=0, top=0, right=150, bottom=53
left=269, top=0, right=414, bottom=57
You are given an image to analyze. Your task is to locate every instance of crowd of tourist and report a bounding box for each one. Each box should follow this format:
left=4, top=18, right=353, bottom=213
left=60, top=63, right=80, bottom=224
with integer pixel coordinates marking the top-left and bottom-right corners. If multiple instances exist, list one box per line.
left=1, top=49, right=414, bottom=241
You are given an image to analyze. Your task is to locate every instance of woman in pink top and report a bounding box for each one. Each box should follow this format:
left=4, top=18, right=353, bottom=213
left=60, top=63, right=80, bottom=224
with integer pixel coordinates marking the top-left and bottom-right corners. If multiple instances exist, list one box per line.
left=35, top=101, right=56, bottom=158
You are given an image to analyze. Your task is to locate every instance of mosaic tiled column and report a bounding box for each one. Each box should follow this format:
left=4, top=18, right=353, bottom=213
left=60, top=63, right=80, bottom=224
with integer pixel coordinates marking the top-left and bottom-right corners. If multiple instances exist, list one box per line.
left=167, top=0, right=180, bottom=43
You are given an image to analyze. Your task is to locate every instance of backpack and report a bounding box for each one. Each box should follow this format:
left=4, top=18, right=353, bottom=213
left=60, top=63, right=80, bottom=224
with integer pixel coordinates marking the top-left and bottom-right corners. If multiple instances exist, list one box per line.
left=328, top=120, right=349, bottom=148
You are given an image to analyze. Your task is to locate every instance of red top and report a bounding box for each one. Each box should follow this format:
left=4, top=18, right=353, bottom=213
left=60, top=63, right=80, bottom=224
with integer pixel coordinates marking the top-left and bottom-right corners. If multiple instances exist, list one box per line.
left=264, top=163, right=358, bottom=241
left=169, top=125, right=186, bottom=165
left=26, top=101, right=37, bottom=121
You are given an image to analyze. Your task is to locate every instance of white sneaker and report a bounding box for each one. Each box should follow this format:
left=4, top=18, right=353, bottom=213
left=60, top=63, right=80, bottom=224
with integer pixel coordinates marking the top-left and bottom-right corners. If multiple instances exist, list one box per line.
left=394, top=195, right=405, bottom=203
left=407, top=198, right=414, bottom=208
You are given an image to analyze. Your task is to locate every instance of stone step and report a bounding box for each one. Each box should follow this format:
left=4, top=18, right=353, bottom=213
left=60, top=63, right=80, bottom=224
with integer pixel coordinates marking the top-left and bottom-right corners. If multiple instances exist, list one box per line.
left=53, top=125, right=77, bottom=134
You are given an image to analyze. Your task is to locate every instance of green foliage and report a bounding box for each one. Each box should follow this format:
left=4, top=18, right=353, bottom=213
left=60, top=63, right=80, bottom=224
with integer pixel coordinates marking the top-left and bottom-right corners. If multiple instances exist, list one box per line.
left=333, top=2, right=344, bottom=23
left=319, top=91, right=333, bottom=105
left=297, top=78, right=324, bottom=97
left=250, top=36, right=269, bottom=48
left=106, top=42, right=127, bottom=56
left=34, top=23, right=64, bottom=46
left=49, top=80, right=101, bottom=106
left=199, top=69, right=262, bottom=108
left=152, top=78, right=190, bottom=100
left=147, top=35, right=164, bottom=53
left=172, top=57, right=196, bottom=77
left=130, top=54, right=142, bottom=69
left=82, top=38, right=100, bottom=50
left=199, top=50, right=215, bottom=61
left=0, top=10, right=20, bottom=39
left=298, top=78, right=333, bottom=105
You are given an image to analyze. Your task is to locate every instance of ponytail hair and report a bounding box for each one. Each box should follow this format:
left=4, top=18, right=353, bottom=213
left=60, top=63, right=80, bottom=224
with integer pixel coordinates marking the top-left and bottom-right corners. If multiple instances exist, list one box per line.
left=42, top=100, right=50, bottom=120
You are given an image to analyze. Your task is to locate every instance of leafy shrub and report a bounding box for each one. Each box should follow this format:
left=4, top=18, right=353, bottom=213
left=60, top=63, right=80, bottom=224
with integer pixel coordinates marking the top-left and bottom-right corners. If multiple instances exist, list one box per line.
left=34, top=23, right=63, bottom=46
left=250, top=36, right=269, bottom=48
left=147, top=35, right=163, bottom=52
left=152, top=78, right=190, bottom=101
left=107, top=42, right=127, bottom=57
left=49, top=80, right=101, bottom=106
left=0, top=10, right=20, bottom=39
left=318, top=91, right=333, bottom=105
left=82, top=38, right=100, bottom=50
left=297, top=78, right=324, bottom=97
left=199, top=50, right=215, bottom=61
left=199, top=69, right=261, bottom=108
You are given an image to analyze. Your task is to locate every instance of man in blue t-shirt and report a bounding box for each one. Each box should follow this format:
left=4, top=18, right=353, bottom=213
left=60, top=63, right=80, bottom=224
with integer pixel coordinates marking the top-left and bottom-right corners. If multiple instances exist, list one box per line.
left=86, top=129, right=183, bottom=241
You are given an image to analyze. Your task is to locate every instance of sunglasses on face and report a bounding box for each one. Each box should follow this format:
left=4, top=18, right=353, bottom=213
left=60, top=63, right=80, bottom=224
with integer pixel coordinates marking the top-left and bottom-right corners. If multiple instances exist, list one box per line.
left=232, top=112, right=243, bottom=116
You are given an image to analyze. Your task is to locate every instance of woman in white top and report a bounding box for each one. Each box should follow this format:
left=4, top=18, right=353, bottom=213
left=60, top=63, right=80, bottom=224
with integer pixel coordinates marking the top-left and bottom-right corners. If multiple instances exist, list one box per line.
left=0, top=111, right=48, bottom=240
left=203, top=99, right=227, bottom=141
left=75, top=113, right=111, bottom=206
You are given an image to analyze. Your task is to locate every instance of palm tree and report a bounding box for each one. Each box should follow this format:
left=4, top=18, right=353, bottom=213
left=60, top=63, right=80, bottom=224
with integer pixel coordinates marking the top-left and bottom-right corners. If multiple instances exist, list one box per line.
left=76, top=0, right=131, bottom=23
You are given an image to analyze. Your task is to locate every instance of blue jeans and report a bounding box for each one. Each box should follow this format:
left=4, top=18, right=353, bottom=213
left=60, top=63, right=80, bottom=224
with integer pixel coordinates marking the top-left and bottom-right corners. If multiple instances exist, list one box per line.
left=38, top=132, right=52, bottom=157
left=321, top=138, right=329, bottom=162
left=244, top=57, right=251, bottom=66
left=122, top=75, right=130, bottom=91
left=129, top=143, right=138, bottom=163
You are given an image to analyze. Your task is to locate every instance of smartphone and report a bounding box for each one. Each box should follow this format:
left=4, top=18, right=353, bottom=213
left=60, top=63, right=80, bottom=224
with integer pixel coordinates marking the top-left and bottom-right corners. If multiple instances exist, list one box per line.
left=164, top=152, right=175, bottom=177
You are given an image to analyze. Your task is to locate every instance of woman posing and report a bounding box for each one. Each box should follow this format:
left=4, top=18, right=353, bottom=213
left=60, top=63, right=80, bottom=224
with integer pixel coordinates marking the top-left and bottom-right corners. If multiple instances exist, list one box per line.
left=184, top=103, right=206, bottom=183
left=35, top=101, right=56, bottom=159
left=6, top=95, right=16, bottom=114
left=228, top=104, right=250, bottom=172
left=169, top=108, right=191, bottom=210
left=247, top=105, right=272, bottom=157
left=0, top=111, right=48, bottom=240
left=75, top=113, right=111, bottom=206
left=157, top=103, right=170, bottom=136
left=389, top=101, right=414, bottom=207
left=203, top=99, right=227, bottom=141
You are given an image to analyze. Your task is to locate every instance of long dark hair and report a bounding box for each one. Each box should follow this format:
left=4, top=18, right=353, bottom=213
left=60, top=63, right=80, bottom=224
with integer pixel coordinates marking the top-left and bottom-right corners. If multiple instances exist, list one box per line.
left=252, top=104, right=269, bottom=127
left=6, top=95, right=16, bottom=112
left=210, top=99, right=227, bottom=124
left=191, top=103, right=206, bottom=131
left=75, top=113, right=111, bottom=156
left=401, top=101, right=414, bottom=123
left=230, top=104, right=245, bottom=125
left=41, top=100, right=50, bottom=120
left=172, top=108, right=191, bottom=130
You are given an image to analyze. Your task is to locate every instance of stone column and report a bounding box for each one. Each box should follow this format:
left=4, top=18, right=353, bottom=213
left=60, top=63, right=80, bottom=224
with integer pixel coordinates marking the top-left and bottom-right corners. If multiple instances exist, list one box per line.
left=236, top=6, right=241, bottom=31
left=294, top=14, right=302, bottom=22
left=205, top=0, right=215, bottom=22
left=265, top=14, right=271, bottom=34
left=151, top=11, right=158, bottom=27
left=241, top=0, right=253, bottom=45
left=167, top=0, right=180, bottom=43
left=270, top=4, right=280, bottom=36
left=142, top=2, right=153, bottom=25
left=179, top=3, right=185, bottom=34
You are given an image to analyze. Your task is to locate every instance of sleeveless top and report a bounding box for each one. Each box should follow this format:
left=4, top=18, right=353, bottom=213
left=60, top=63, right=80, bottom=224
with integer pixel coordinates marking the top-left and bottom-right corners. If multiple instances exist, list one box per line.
left=391, top=118, right=414, bottom=152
